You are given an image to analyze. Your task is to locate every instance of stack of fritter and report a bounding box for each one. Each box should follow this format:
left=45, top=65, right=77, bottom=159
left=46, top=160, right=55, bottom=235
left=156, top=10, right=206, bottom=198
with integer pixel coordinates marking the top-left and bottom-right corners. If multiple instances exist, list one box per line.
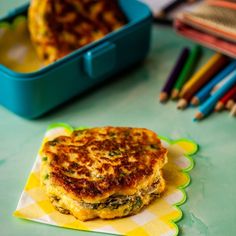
left=41, top=127, right=168, bottom=221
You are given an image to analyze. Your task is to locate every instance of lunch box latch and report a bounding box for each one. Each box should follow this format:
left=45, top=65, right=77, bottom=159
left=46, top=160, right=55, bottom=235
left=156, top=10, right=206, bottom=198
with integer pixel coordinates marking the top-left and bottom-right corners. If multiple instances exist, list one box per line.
left=83, top=42, right=116, bottom=79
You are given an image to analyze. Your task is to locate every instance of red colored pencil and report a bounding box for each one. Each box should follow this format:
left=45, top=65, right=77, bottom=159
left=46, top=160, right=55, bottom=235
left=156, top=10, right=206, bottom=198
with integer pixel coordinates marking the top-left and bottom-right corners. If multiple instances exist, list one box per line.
left=214, top=85, right=236, bottom=111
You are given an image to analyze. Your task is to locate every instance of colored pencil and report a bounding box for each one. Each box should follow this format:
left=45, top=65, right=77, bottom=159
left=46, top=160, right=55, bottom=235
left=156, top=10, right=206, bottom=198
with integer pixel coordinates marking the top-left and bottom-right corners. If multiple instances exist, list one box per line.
left=156, top=0, right=186, bottom=18
left=171, top=45, right=201, bottom=99
left=180, top=53, right=229, bottom=96
left=211, top=72, right=233, bottom=94
left=214, top=85, right=236, bottom=111
left=159, top=47, right=190, bottom=103
left=191, top=60, right=236, bottom=106
left=226, top=93, right=236, bottom=109
left=230, top=104, right=236, bottom=116
left=194, top=69, right=236, bottom=121
left=177, top=53, right=229, bottom=109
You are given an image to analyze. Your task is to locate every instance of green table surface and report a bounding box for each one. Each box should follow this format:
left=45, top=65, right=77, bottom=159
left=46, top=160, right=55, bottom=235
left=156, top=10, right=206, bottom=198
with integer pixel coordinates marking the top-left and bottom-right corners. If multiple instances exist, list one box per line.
left=0, top=1, right=236, bottom=236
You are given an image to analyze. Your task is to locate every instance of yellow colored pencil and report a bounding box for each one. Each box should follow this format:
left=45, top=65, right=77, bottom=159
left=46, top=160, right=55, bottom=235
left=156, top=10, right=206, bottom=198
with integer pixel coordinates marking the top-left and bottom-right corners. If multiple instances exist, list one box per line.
left=179, top=53, right=228, bottom=98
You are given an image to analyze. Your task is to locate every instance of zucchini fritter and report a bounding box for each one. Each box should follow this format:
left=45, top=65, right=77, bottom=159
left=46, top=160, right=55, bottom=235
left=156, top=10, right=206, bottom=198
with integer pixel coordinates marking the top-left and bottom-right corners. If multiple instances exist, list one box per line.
left=41, top=127, right=167, bottom=221
left=28, top=0, right=127, bottom=64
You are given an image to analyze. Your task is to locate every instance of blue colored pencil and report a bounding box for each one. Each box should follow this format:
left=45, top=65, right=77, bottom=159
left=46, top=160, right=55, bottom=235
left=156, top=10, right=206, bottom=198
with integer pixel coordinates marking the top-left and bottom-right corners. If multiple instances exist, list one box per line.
left=194, top=69, right=236, bottom=121
left=191, top=60, right=236, bottom=106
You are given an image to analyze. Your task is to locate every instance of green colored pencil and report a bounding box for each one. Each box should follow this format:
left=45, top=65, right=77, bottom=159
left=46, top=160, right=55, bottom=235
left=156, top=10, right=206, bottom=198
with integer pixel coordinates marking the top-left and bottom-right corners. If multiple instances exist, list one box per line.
left=171, top=45, right=202, bottom=99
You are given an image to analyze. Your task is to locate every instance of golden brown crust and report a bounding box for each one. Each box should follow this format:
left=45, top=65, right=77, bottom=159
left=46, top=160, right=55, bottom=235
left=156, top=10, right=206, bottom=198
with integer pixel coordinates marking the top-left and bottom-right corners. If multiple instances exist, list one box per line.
left=41, top=127, right=167, bottom=202
left=28, top=0, right=127, bottom=64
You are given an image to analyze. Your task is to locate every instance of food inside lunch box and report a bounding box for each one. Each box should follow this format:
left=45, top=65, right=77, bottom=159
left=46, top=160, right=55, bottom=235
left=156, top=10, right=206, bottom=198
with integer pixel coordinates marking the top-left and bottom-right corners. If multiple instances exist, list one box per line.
left=0, top=0, right=127, bottom=72
left=28, top=0, right=127, bottom=64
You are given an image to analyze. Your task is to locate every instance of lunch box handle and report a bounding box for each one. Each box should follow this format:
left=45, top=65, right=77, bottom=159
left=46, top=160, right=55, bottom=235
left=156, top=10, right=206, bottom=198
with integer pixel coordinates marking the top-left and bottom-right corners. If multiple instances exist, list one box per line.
left=83, top=42, right=116, bottom=79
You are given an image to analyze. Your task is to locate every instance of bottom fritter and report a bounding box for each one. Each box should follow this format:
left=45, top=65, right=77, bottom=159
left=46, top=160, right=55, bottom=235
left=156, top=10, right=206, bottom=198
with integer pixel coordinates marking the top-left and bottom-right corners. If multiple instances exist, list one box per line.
left=43, top=171, right=165, bottom=221
left=40, top=126, right=168, bottom=221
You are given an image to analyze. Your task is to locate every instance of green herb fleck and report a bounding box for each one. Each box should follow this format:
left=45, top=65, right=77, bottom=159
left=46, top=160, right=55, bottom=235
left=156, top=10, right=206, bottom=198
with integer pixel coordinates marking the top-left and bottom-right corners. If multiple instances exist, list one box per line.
left=133, top=196, right=142, bottom=209
left=109, top=132, right=116, bottom=137
left=119, top=173, right=126, bottom=177
left=97, top=175, right=104, bottom=179
left=123, top=208, right=130, bottom=215
left=150, top=144, right=159, bottom=149
left=44, top=174, right=49, bottom=180
left=124, top=131, right=130, bottom=137
left=110, top=202, right=120, bottom=209
left=75, top=130, right=85, bottom=136
left=66, top=169, right=75, bottom=174
left=109, top=150, right=121, bottom=157
left=70, top=162, right=79, bottom=168
left=92, top=203, right=100, bottom=209
left=49, top=140, right=58, bottom=146
left=42, top=156, right=47, bottom=161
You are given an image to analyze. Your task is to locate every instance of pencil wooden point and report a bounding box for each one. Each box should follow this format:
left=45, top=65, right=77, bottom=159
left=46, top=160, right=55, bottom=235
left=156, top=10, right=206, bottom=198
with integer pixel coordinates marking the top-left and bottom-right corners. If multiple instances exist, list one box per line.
left=159, top=92, right=168, bottom=103
left=214, top=101, right=224, bottom=112
left=230, top=104, right=236, bottom=117
left=155, top=11, right=165, bottom=19
left=226, top=100, right=234, bottom=110
left=171, top=89, right=179, bottom=100
left=191, top=96, right=199, bottom=106
left=193, top=112, right=204, bottom=121
left=177, top=98, right=188, bottom=110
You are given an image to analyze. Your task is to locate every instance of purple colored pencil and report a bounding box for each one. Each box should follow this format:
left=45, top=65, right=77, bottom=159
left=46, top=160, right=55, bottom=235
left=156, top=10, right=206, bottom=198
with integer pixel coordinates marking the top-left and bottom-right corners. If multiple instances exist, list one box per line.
left=159, top=47, right=190, bottom=102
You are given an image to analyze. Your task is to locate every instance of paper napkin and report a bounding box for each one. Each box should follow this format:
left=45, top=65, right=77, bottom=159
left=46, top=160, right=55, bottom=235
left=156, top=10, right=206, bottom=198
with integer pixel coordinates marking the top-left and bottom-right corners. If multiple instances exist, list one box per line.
left=14, top=123, right=198, bottom=236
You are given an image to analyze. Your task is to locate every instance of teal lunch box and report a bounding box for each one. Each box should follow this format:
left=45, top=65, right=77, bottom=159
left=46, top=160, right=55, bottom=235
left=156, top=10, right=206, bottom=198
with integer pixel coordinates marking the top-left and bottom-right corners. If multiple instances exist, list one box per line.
left=0, top=0, right=152, bottom=119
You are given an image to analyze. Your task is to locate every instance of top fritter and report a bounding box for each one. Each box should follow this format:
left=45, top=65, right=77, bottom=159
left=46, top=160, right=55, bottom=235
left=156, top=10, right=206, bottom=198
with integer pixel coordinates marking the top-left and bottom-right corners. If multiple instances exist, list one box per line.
left=28, top=0, right=127, bottom=64
left=41, top=127, right=167, bottom=203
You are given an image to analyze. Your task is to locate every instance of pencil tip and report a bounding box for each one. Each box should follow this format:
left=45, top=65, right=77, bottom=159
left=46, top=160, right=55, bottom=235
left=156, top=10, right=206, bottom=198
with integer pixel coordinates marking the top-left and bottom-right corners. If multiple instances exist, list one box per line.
left=214, top=102, right=223, bottom=112
left=230, top=105, right=236, bottom=117
left=226, top=100, right=234, bottom=110
left=191, top=97, right=199, bottom=106
left=193, top=112, right=204, bottom=121
left=177, top=99, right=188, bottom=110
left=159, top=92, right=168, bottom=103
left=155, top=11, right=165, bottom=19
left=171, top=89, right=179, bottom=100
